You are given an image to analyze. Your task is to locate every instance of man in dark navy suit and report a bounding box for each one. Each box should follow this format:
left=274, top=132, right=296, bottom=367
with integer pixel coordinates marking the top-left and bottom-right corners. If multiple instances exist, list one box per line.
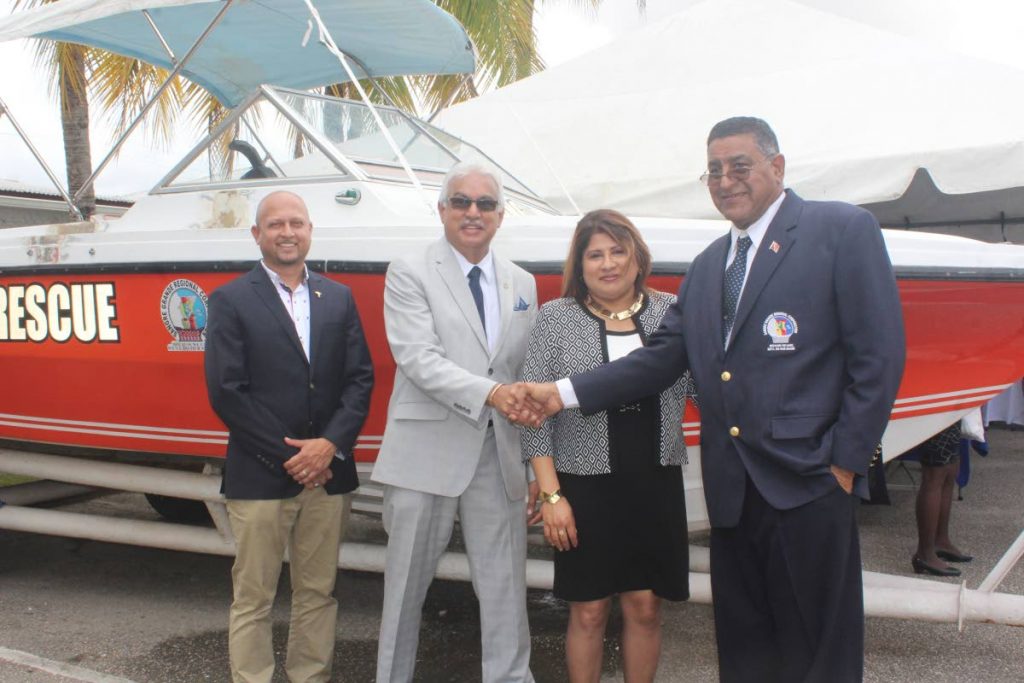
left=521, top=118, right=905, bottom=682
left=205, top=190, right=374, bottom=683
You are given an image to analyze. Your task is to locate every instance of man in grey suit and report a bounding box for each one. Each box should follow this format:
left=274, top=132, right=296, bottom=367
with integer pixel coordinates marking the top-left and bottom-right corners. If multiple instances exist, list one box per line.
left=371, top=160, right=539, bottom=682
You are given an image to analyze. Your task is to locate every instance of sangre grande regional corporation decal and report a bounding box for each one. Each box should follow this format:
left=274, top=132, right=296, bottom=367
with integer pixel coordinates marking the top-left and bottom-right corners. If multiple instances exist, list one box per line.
left=161, top=279, right=208, bottom=352
left=762, top=312, right=798, bottom=352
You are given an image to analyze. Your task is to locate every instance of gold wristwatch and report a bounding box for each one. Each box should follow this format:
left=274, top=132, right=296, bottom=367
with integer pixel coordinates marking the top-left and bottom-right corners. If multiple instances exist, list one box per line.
left=540, top=489, right=563, bottom=505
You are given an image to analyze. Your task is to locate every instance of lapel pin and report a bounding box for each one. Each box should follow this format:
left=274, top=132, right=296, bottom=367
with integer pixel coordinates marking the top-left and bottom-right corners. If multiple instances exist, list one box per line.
left=769, top=241, right=780, bottom=254
left=314, top=290, right=322, bottom=298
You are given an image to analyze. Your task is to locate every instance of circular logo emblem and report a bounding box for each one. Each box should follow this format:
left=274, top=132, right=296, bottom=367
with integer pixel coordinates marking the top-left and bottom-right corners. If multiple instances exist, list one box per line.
left=160, top=278, right=208, bottom=351
left=762, top=312, right=798, bottom=351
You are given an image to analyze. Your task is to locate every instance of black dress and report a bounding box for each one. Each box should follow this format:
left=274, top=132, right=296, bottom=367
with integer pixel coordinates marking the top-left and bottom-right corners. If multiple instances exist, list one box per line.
left=552, top=332, right=690, bottom=602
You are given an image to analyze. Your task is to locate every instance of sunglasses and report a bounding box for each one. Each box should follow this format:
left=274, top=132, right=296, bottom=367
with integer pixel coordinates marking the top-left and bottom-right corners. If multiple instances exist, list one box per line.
left=447, top=196, right=500, bottom=212
left=699, top=156, right=776, bottom=186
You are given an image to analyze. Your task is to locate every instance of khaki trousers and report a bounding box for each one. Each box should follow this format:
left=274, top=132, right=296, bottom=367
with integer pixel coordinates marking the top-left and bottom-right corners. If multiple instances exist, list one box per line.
left=227, top=488, right=350, bottom=683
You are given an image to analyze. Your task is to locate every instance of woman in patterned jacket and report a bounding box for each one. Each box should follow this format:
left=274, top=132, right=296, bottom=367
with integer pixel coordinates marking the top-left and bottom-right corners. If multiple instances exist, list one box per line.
left=521, top=209, right=695, bottom=683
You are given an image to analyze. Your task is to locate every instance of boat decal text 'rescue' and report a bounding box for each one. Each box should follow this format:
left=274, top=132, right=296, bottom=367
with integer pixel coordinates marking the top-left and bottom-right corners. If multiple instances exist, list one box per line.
left=0, top=282, right=119, bottom=343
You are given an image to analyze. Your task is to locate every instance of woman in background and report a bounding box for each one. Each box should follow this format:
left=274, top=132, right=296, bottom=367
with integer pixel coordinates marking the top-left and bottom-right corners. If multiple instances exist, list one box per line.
left=521, top=209, right=694, bottom=683
left=913, top=422, right=971, bottom=577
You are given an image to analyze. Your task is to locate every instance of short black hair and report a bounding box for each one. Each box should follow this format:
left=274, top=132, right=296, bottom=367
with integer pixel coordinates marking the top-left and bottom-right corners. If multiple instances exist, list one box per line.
left=707, top=117, right=779, bottom=157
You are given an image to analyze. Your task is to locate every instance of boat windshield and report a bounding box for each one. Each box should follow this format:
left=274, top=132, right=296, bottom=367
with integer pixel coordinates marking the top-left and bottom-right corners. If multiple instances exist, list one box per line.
left=158, top=86, right=547, bottom=210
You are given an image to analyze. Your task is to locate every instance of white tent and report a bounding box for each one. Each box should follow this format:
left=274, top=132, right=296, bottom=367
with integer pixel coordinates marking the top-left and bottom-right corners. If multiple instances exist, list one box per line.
left=435, top=0, right=1024, bottom=241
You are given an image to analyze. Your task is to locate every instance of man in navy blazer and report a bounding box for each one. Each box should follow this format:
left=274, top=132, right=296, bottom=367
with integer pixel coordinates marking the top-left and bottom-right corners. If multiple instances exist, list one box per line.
left=522, top=118, right=905, bottom=682
left=205, top=190, right=374, bottom=683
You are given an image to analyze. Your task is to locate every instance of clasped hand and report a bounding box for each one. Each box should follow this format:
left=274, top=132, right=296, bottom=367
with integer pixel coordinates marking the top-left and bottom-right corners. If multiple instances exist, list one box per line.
left=488, top=382, right=565, bottom=427
left=283, top=436, right=336, bottom=489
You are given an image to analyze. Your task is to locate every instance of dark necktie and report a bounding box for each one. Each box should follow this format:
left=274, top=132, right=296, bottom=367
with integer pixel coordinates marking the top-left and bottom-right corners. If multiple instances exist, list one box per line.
left=468, top=266, right=486, bottom=327
left=722, top=235, right=752, bottom=346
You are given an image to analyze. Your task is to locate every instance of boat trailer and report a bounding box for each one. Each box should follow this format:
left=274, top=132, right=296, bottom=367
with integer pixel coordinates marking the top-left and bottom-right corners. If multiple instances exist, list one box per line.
left=2, top=447, right=1023, bottom=631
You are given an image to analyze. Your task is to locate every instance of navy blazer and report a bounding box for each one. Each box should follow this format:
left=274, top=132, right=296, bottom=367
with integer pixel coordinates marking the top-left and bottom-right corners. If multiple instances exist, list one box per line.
left=204, top=265, right=374, bottom=499
left=573, top=191, right=906, bottom=527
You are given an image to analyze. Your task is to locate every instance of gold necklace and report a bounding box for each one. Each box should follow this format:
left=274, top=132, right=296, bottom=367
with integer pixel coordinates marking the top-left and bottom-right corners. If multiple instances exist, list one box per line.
left=586, top=292, right=644, bottom=321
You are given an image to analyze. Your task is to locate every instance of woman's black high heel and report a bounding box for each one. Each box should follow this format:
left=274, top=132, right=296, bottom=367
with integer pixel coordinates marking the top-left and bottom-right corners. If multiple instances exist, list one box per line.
left=912, top=555, right=961, bottom=577
left=936, top=549, right=973, bottom=563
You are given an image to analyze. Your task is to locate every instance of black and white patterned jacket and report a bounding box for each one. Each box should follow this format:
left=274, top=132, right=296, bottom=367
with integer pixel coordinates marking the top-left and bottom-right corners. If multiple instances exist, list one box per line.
left=520, top=291, right=695, bottom=475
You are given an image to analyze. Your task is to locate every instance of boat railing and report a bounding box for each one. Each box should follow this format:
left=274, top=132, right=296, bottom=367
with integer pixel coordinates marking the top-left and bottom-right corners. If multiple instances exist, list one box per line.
left=0, top=96, right=83, bottom=222
left=149, top=85, right=556, bottom=215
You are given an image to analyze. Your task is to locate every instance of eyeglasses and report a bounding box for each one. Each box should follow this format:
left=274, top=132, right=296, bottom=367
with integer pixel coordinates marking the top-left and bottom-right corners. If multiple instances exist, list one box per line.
left=699, top=156, right=775, bottom=186
left=446, top=195, right=500, bottom=212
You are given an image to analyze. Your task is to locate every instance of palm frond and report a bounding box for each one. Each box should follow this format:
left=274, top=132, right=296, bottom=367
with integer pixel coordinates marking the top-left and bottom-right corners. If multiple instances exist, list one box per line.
left=435, top=0, right=541, bottom=98
left=89, top=58, right=185, bottom=147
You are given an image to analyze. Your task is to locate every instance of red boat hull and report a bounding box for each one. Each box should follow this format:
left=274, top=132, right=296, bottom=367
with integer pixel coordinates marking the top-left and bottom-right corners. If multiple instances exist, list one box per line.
left=2, top=270, right=1022, bottom=460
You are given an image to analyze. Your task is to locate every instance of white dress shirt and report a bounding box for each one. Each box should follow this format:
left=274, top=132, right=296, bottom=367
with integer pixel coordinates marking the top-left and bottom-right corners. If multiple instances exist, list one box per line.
left=449, top=245, right=501, bottom=353
left=722, top=190, right=786, bottom=347
left=726, top=191, right=786, bottom=310
left=261, top=261, right=310, bottom=361
left=261, top=261, right=348, bottom=460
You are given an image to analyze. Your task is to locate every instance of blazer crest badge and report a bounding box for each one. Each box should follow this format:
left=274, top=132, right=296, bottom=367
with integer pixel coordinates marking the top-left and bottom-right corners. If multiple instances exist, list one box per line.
left=762, top=312, right=798, bottom=351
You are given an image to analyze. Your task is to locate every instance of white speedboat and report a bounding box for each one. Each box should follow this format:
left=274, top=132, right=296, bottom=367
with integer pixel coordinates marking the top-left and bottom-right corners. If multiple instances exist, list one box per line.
left=1, top=0, right=1023, bottom=628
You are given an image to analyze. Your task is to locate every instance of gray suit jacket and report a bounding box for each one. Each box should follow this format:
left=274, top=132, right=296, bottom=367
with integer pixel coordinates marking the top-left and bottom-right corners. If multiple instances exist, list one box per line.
left=371, top=237, right=538, bottom=499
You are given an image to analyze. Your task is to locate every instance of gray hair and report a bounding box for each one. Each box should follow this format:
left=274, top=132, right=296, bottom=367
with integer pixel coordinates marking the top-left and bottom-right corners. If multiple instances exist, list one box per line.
left=439, top=159, right=505, bottom=209
left=707, top=116, right=780, bottom=158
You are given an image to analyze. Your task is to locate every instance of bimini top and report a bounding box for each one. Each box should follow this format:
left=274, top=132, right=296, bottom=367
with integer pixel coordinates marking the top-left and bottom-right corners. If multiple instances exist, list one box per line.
left=0, top=0, right=476, bottom=106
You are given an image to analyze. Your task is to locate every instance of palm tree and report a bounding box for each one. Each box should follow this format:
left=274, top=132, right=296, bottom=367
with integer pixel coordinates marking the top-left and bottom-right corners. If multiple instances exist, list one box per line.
left=14, top=0, right=96, bottom=217
left=13, top=0, right=644, bottom=213
left=14, top=0, right=193, bottom=216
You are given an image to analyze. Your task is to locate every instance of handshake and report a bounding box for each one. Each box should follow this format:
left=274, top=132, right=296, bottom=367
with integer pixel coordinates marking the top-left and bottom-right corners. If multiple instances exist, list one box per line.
left=487, top=382, right=565, bottom=427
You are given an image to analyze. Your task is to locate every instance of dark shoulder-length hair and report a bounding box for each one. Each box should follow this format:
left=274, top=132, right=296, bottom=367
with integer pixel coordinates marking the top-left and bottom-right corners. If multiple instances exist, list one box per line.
left=562, top=209, right=652, bottom=304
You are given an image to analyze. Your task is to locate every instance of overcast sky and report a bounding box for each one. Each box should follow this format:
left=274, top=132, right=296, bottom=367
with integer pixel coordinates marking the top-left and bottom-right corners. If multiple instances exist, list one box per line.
left=1, top=0, right=1022, bottom=197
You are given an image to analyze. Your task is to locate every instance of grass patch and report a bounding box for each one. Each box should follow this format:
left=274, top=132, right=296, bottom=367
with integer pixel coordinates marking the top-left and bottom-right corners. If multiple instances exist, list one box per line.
left=0, top=473, right=35, bottom=487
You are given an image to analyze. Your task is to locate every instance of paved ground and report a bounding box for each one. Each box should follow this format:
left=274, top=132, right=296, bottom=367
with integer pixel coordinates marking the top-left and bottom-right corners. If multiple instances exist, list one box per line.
left=1, top=427, right=1023, bottom=682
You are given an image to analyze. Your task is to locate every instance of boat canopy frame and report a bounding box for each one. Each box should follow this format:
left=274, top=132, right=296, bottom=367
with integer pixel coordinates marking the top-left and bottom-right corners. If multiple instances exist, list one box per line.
left=0, top=0, right=493, bottom=216
left=0, top=95, right=84, bottom=221
left=73, top=0, right=235, bottom=206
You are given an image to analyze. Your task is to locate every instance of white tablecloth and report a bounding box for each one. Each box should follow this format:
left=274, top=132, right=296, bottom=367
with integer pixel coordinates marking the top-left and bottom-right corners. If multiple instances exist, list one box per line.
left=986, top=380, right=1024, bottom=427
